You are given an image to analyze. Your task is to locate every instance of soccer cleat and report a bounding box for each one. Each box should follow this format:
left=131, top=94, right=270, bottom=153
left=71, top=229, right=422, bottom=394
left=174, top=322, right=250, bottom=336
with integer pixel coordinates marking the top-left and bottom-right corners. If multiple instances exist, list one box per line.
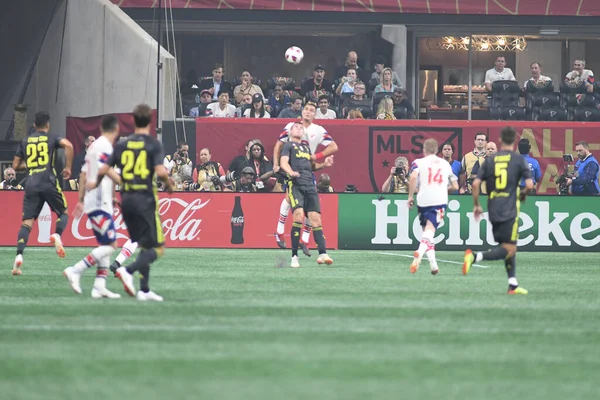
left=50, top=233, right=66, bottom=258
left=91, top=286, right=121, bottom=299
left=63, top=266, right=82, bottom=294
left=463, top=249, right=474, bottom=275
left=136, top=290, right=164, bottom=302
left=109, top=260, right=121, bottom=276
left=300, top=242, right=311, bottom=257
left=290, top=256, right=300, bottom=268
left=12, top=255, right=23, bottom=276
left=316, top=254, right=333, bottom=265
left=508, top=287, right=528, bottom=295
left=115, top=267, right=136, bottom=297
left=274, top=232, right=286, bottom=249
left=431, top=268, right=439, bottom=275
left=410, top=251, right=422, bottom=274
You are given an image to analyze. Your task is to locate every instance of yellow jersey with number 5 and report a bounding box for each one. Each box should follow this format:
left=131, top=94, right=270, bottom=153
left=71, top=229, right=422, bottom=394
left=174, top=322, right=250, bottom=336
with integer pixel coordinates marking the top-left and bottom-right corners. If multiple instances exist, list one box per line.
left=476, top=150, right=532, bottom=223
left=108, top=133, right=163, bottom=194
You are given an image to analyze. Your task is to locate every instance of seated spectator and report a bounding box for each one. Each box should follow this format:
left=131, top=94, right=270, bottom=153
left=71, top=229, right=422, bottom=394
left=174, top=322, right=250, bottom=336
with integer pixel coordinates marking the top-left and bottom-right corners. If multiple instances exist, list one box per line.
left=565, top=58, right=595, bottom=93
left=192, top=148, right=226, bottom=191
left=371, top=55, right=403, bottom=88
left=376, top=97, right=396, bottom=120
left=267, top=85, right=290, bottom=117
left=199, top=63, right=233, bottom=100
left=189, top=89, right=214, bottom=117
left=523, top=62, right=551, bottom=90
left=229, top=139, right=258, bottom=178
left=225, top=167, right=258, bottom=193
left=315, top=95, right=336, bottom=119
left=382, top=156, right=409, bottom=193
left=301, top=65, right=333, bottom=100
left=335, top=68, right=358, bottom=96
left=244, top=141, right=275, bottom=192
left=392, top=88, right=415, bottom=119
left=335, top=51, right=370, bottom=85
left=233, top=70, right=264, bottom=104
left=374, top=68, right=399, bottom=93
left=278, top=96, right=303, bottom=119
left=0, top=167, right=23, bottom=190
left=244, top=93, right=271, bottom=118
left=342, top=82, right=370, bottom=116
left=317, top=173, right=334, bottom=193
left=347, top=109, right=364, bottom=119
left=207, top=93, right=236, bottom=118
left=236, top=94, right=253, bottom=117
left=484, top=56, right=516, bottom=92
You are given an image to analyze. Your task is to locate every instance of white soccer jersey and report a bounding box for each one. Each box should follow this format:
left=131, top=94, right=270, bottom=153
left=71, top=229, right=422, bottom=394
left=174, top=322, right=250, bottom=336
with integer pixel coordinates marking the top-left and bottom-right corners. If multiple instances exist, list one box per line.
left=411, top=155, right=457, bottom=207
left=83, top=135, right=114, bottom=215
left=279, top=121, right=333, bottom=153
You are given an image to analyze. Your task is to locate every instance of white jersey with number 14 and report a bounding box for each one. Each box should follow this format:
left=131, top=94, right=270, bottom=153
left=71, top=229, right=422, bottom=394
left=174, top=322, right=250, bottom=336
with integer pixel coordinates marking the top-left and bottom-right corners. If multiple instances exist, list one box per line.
left=411, top=155, right=457, bottom=207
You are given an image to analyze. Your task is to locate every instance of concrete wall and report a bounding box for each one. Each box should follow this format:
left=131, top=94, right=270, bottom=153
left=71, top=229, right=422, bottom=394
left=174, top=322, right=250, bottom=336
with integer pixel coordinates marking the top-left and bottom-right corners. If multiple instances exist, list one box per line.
left=21, top=0, right=176, bottom=138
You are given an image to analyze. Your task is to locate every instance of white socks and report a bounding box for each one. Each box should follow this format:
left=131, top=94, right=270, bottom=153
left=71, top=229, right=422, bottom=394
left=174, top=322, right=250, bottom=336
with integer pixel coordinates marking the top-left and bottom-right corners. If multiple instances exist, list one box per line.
left=116, top=239, right=138, bottom=265
left=276, top=199, right=291, bottom=235
left=417, top=230, right=434, bottom=258
left=508, top=277, right=519, bottom=287
left=475, top=252, right=483, bottom=262
left=302, top=217, right=312, bottom=244
left=73, top=245, right=115, bottom=273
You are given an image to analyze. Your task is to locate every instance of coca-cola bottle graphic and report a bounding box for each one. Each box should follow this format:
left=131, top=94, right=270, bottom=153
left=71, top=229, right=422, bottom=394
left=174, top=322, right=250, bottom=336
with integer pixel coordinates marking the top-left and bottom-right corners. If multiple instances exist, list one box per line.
left=231, top=196, right=244, bottom=244
left=37, top=202, right=52, bottom=243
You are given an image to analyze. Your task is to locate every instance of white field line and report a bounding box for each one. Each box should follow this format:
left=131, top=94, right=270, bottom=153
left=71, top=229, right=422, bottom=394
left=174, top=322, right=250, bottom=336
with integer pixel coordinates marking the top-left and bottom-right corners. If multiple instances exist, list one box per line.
left=376, top=251, right=489, bottom=269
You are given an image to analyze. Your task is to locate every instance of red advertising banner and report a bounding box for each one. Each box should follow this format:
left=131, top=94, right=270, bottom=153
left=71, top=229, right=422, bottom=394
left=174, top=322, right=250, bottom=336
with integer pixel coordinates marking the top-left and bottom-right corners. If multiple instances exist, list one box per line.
left=0, top=192, right=338, bottom=249
left=196, top=119, right=600, bottom=195
left=111, top=0, right=600, bottom=16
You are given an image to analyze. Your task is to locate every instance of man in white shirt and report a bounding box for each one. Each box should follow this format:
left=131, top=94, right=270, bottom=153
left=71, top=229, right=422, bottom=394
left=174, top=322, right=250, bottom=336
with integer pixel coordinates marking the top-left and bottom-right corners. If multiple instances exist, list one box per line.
left=565, top=58, right=595, bottom=93
left=315, top=95, right=336, bottom=119
left=484, top=56, right=516, bottom=91
left=207, top=92, right=236, bottom=118
left=407, top=139, right=458, bottom=275
left=523, top=62, right=551, bottom=90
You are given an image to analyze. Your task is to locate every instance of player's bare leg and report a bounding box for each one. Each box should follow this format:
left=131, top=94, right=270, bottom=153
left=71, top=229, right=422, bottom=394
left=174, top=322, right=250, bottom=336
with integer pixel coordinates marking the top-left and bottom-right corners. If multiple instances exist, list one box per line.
left=308, top=212, right=332, bottom=265
left=13, top=219, right=33, bottom=275
left=411, top=221, right=436, bottom=274
left=275, top=196, right=291, bottom=249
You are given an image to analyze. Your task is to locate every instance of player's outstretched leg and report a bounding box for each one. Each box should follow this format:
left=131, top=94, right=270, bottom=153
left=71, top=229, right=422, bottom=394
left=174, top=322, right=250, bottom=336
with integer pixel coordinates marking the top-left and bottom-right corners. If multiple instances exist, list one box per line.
left=50, top=213, right=69, bottom=258
left=110, top=239, right=138, bottom=275
left=290, top=221, right=302, bottom=268
left=463, top=246, right=508, bottom=275
left=64, top=245, right=115, bottom=294
left=300, top=217, right=312, bottom=257
left=411, top=229, right=434, bottom=274
left=131, top=247, right=163, bottom=301
left=13, top=222, right=32, bottom=276
left=274, top=197, right=291, bottom=249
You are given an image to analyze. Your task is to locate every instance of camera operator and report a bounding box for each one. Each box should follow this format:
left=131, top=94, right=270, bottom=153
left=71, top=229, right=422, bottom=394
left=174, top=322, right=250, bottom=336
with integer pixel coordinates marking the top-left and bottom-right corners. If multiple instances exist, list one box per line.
left=163, top=142, right=193, bottom=177
left=225, top=167, right=258, bottom=193
left=0, top=167, right=23, bottom=190
left=382, top=156, right=409, bottom=193
left=565, top=141, right=600, bottom=196
left=191, top=148, right=227, bottom=191
left=518, top=138, right=541, bottom=194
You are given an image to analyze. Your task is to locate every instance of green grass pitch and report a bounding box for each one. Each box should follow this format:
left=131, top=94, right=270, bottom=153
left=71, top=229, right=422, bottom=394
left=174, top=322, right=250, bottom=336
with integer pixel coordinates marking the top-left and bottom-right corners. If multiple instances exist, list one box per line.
left=0, top=248, right=598, bottom=400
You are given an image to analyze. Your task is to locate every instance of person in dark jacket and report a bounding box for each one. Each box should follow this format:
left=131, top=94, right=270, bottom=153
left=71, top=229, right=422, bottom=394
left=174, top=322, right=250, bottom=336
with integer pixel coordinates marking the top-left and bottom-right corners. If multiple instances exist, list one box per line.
left=244, top=142, right=275, bottom=192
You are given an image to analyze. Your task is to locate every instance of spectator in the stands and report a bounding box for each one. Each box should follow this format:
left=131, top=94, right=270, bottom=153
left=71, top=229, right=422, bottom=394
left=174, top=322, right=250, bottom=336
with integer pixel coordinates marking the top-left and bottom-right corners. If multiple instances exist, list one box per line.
left=335, top=68, right=358, bottom=96
left=523, top=62, right=551, bottom=89
left=192, top=148, right=226, bottom=191
left=189, top=89, right=214, bottom=117
left=371, top=55, right=403, bottom=88
left=484, top=56, right=516, bottom=92
left=392, top=87, right=415, bottom=119
left=207, top=92, right=236, bottom=118
left=235, top=94, right=253, bottom=117
left=278, top=96, right=303, bottom=119
left=233, top=70, right=264, bottom=104
left=335, top=51, right=369, bottom=84
left=317, top=173, right=334, bottom=193
left=72, top=135, right=95, bottom=180
left=163, top=141, right=193, bottom=177
left=244, top=93, right=270, bottom=118
left=0, top=167, right=22, bottom=190
left=244, top=141, right=275, bottom=192
left=315, top=95, right=336, bottom=119
left=200, top=63, right=233, bottom=100
left=266, top=85, right=290, bottom=118
left=302, top=65, right=333, bottom=99
left=229, top=139, right=260, bottom=178
left=374, top=68, right=399, bottom=93
left=342, top=81, right=370, bottom=116
left=347, top=109, right=364, bottom=119
left=565, top=58, right=595, bottom=93
left=376, top=97, right=396, bottom=120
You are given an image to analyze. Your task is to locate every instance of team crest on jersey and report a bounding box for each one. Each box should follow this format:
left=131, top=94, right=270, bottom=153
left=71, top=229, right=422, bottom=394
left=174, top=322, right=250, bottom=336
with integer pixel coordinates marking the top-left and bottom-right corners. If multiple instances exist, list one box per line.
left=90, top=214, right=112, bottom=235
left=368, top=126, right=462, bottom=192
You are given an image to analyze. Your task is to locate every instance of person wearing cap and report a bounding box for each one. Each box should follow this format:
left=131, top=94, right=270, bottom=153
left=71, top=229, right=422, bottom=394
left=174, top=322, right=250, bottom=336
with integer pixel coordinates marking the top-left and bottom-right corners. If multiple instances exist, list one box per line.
left=301, top=65, right=333, bottom=99
left=518, top=138, right=541, bottom=193
left=189, top=89, right=214, bottom=117
left=371, top=55, right=403, bottom=88
left=199, top=63, right=233, bottom=100
left=243, top=93, right=271, bottom=118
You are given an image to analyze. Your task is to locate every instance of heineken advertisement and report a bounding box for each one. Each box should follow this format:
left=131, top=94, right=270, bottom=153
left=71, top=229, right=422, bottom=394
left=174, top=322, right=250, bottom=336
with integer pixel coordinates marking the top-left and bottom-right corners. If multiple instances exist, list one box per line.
left=338, top=194, right=600, bottom=252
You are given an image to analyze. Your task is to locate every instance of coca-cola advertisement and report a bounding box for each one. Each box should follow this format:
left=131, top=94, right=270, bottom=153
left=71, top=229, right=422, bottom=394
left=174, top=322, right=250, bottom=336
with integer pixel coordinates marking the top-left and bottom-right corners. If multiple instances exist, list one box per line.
left=0, top=192, right=339, bottom=249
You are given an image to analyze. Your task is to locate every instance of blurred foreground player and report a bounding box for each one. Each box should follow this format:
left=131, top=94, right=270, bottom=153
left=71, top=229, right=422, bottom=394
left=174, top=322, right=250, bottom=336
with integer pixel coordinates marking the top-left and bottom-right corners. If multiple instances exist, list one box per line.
left=93, top=104, right=173, bottom=301
left=463, top=127, right=534, bottom=294
left=279, top=121, right=334, bottom=268
left=11, top=111, right=74, bottom=275
left=407, top=139, right=458, bottom=275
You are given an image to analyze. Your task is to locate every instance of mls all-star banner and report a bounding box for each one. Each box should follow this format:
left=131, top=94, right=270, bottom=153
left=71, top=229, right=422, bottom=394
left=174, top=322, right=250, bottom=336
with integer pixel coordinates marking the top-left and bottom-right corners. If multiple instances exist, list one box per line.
left=197, top=119, right=600, bottom=195
left=111, top=0, right=600, bottom=16
left=0, top=192, right=338, bottom=249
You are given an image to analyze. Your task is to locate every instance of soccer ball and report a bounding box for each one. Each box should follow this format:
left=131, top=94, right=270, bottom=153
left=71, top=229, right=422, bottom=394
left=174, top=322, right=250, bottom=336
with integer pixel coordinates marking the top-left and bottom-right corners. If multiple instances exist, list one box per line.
left=285, top=46, right=304, bottom=64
